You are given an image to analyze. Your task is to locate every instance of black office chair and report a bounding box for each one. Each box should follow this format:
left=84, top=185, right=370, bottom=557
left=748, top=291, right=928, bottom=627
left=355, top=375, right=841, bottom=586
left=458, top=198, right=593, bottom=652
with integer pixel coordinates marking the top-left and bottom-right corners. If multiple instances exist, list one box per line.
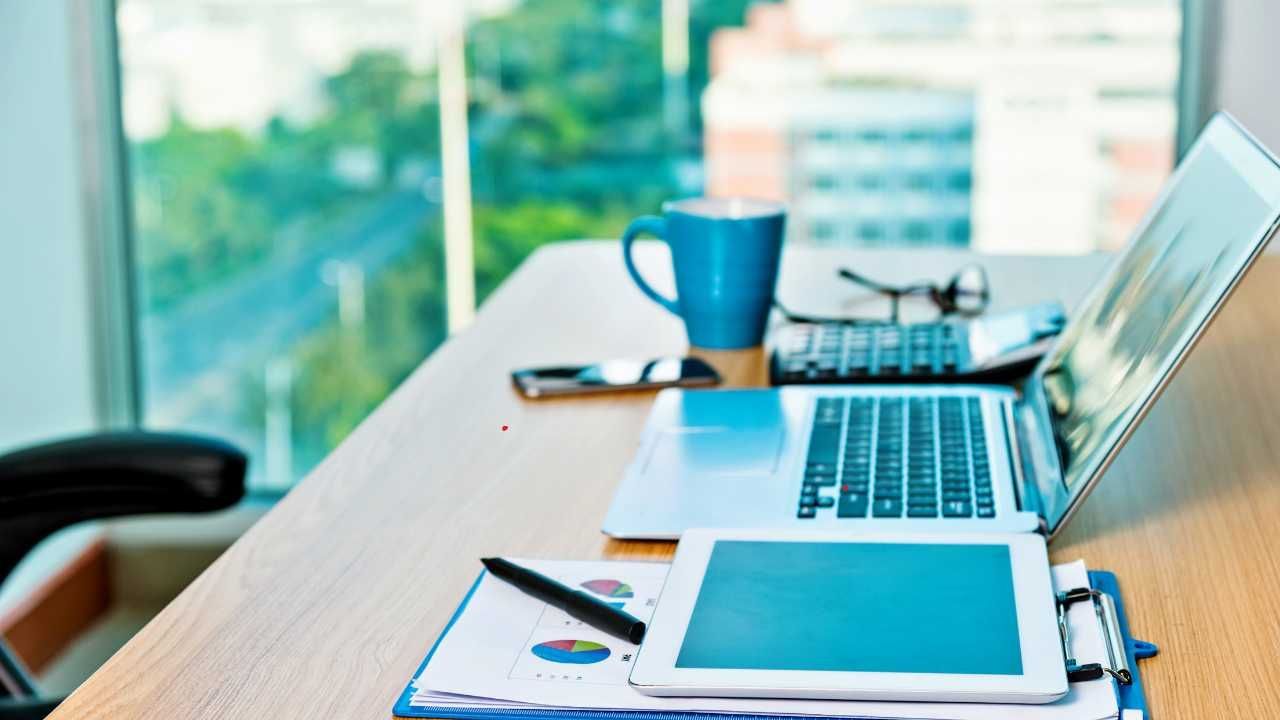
left=0, top=432, right=247, bottom=720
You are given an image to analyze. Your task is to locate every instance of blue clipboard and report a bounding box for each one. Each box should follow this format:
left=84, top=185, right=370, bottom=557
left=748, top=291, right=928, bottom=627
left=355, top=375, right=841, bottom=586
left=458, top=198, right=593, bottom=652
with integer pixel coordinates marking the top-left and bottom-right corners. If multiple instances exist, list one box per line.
left=395, top=569, right=1158, bottom=719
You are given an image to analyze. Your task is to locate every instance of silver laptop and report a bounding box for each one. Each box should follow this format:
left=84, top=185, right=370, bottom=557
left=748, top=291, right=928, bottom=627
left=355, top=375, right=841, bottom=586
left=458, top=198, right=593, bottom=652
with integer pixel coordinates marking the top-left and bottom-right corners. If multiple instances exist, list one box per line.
left=604, top=113, right=1280, bottom=541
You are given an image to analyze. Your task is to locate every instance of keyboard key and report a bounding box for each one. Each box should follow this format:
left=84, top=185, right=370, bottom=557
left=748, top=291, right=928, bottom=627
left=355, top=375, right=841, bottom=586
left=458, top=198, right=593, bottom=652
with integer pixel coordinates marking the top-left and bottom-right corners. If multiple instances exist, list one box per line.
left=816, top=496, right=835, bottom=508
left=797, top=506, right=817, bottom=519
left=872, top=499, right=903, bottom=517
left=799, top=496, right=817, bottom=507
left=837, top=495, right=868, bottom=518
left=977, top=506, right=996, bottom=518
left=907, top=505, right=938, bottom=518
left=801, top=485, right=818, bottom=497
left=943, top=501, right=972, bottom=517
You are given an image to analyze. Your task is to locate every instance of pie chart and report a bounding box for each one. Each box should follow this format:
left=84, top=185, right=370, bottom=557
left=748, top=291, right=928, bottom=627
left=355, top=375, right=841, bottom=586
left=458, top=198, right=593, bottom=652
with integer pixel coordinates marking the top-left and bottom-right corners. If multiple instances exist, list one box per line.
left=531, top=640, right=611, bottom=664
left=580, top=579, right=634, bottom=599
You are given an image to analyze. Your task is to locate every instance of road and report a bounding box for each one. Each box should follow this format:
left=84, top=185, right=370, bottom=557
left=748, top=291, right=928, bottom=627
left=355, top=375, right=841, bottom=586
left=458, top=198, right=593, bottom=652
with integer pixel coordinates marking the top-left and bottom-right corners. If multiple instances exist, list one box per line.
left=141, top=189, right=436, bottom=474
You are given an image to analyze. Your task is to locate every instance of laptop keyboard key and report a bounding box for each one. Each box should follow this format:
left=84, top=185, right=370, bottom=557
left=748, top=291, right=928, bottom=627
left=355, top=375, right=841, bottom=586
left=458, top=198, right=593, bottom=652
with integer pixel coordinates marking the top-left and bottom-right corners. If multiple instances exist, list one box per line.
left=837, top=495, right=868, bottom=518
left=872, top=499, right=903, bottom=517
left=797, top=506, right=817, bottom=519
left=943, top=501, right=972, bottom=517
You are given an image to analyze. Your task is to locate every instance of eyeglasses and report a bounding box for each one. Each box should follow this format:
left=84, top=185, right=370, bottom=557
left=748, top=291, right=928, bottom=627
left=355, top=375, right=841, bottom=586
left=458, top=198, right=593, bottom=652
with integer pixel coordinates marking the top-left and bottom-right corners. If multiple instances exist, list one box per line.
left=775, top=263, right=991, bottom=325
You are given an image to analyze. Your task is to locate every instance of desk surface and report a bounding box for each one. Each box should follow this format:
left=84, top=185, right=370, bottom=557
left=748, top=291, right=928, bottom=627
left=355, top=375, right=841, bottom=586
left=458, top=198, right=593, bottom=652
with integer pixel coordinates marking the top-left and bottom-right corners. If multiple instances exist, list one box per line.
left=52, top=242, right=1280, bottom=719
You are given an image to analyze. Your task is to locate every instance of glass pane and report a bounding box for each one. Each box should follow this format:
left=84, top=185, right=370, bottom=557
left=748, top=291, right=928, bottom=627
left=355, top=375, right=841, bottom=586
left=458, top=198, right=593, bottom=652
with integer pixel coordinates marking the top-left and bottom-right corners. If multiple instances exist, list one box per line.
left=709, top=1, right=1181, bottom=253
left=465, top=1, right=708, bottom=304
left=118, top=2, right=449, bottom=493
left=463, top=0, right=1181, bottom=298
left=117, top=0, right=1182, bottom=492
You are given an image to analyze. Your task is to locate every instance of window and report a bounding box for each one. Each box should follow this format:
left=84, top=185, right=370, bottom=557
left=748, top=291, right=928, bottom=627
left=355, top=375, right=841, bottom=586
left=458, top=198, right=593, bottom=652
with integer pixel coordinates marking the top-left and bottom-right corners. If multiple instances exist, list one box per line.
left=113, top=0, right=1183, bottom=492
left=117, top=2, right=451, bottom=492
left=810, top=174, right=839, bottom=191
left=810, top=221, right=837, bottom=242
left=115, top=0, right=753, bottom=492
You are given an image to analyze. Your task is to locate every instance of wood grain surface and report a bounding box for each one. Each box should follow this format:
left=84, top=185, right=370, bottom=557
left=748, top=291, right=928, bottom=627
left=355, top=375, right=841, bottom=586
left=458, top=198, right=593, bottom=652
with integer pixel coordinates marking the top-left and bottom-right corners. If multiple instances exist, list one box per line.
left=48, top=241, right=1280, bottom=719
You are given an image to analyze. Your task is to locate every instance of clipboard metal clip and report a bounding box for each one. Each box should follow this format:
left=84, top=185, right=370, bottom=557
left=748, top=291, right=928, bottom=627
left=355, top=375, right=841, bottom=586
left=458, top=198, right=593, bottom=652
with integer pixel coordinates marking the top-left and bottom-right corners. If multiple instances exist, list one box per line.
left=1056, top=587, right=1133, bottom=685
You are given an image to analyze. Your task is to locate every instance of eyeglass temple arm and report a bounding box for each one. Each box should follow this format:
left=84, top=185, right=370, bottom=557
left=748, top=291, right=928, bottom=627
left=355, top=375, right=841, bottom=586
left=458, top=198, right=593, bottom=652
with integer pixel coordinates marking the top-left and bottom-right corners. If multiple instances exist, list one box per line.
left=837, top=268, right=905, bottom=295
left=838, top=267, right=941, bottom=295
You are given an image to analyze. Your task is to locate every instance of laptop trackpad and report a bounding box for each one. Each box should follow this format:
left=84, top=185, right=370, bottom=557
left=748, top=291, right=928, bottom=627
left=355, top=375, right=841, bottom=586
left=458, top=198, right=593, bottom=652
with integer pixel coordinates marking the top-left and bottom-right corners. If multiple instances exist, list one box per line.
left=646, top=429, right=784, bottom=476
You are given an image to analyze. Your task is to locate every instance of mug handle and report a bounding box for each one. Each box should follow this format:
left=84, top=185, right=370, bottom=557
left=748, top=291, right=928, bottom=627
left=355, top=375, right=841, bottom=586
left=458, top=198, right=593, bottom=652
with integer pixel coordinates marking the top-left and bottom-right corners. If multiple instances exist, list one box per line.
left=621, top=216, right=680, bottom=316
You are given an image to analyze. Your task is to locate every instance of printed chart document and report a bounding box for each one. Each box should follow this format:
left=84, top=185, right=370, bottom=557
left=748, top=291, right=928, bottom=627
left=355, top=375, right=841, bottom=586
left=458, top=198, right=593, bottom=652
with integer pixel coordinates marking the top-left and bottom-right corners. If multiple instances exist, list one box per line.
left=403, top=560, right=1125, bottom=720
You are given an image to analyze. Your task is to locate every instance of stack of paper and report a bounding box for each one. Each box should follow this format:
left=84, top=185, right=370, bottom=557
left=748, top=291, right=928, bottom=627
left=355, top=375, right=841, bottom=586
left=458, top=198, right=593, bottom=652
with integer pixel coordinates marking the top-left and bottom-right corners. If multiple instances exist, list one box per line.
left=398, top=560, right=1127, bottom=720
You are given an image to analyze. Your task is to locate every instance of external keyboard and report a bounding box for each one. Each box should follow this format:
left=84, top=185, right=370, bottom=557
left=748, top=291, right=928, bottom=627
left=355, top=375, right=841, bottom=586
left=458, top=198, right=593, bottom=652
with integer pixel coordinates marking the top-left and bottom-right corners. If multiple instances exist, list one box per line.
left=770, top=303, right=1069, bottom=386
left=774, top=323, right=964, bottom=383
left=797, top=395, right=995, bottom=520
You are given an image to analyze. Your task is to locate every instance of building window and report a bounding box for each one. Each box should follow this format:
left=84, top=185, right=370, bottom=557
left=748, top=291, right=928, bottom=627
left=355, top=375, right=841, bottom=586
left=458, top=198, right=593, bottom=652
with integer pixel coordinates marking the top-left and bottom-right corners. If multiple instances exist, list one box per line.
left=903, top=222, right=932, bottom=243
left=811, top=221, right=837, bottom=241
left=810, top=174, right=839, bottom=191
left=906, top=174, right=935, bottom=191
left=857, top=223, right=887, bottom=242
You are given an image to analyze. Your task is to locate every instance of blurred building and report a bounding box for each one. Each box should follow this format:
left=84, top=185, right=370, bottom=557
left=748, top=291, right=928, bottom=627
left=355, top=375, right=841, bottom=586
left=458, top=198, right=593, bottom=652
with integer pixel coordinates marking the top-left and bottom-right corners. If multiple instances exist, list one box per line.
left=703, top=0, right=1180, bottom=253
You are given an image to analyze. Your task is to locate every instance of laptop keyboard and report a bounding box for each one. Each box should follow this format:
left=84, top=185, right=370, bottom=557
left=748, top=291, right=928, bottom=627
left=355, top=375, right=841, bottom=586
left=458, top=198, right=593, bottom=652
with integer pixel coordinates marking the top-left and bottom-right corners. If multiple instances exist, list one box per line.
left=797, top=396, right=995, bottom=520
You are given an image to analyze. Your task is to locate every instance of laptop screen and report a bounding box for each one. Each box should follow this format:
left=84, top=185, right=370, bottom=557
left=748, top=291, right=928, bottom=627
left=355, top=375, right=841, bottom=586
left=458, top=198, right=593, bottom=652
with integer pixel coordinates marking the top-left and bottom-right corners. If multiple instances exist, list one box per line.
left=1037, top=115, right=1280, bottom=517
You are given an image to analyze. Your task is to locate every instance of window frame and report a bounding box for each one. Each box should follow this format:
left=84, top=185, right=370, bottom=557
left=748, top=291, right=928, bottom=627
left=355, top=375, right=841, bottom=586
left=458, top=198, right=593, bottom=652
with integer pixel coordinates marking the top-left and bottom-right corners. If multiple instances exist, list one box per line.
left=74, top=0, right=142, bottom=429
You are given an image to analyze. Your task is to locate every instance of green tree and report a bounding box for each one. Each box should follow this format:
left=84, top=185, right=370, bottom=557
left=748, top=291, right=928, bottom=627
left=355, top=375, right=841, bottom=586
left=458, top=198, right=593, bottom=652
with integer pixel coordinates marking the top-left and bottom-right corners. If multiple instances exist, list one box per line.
left=282, top=223, right=449, bottom=467
left=466, top=0, right=671, bottom=205
left=320, top=50, right=441, bottom=184
left=131, top=115, right=275, bottom=310
left=473, top=201, right=634, bottom=302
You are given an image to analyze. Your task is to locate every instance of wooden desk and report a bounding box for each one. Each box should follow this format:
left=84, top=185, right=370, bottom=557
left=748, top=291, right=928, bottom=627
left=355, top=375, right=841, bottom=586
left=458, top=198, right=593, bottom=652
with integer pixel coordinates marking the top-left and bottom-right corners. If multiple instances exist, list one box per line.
left=51, top=242, right=1280, bottom=719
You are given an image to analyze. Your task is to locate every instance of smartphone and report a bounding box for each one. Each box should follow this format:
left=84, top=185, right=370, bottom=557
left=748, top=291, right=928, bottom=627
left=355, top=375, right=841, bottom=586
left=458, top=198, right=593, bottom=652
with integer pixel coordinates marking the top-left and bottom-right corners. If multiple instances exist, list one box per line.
left=511, top=357, right=720, bottom=398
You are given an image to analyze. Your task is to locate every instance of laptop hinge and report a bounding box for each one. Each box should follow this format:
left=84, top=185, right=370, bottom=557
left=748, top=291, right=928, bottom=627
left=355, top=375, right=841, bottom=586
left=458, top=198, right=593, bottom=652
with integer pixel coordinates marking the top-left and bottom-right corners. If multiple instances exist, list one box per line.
left=1003, top=398, right=1045, bottom=531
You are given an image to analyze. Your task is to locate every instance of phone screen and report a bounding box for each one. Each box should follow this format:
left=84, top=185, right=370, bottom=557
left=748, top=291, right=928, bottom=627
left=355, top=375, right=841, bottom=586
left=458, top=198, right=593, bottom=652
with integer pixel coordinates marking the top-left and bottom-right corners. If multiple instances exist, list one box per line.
left=512, top=358, right=719, bottom=397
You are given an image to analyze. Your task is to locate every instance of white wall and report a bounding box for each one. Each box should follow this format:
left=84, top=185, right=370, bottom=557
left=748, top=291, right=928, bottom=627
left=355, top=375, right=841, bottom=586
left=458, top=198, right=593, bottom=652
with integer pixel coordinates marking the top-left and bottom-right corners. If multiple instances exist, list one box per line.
left=0, top=1, right=99, bottom=450
left=1209, top=0, right=1280, bottom=152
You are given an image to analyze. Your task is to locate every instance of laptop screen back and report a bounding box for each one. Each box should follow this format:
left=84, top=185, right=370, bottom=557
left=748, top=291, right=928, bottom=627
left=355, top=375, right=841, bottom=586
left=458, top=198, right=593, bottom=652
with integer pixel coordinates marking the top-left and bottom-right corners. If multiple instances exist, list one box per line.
left=1036, top=114, right=1280, bottom=530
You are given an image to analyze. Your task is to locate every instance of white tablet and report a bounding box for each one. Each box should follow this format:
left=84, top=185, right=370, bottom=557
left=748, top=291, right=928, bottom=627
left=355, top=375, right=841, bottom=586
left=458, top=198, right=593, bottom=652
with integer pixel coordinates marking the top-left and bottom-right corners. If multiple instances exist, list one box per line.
left=629, top=529, right=1067, bottom=704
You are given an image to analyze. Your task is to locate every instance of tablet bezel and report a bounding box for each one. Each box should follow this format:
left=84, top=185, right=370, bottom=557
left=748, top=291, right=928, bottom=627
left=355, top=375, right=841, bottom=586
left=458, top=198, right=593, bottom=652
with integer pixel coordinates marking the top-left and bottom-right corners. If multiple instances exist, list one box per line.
left=629, top=529, right=1067, bottom=704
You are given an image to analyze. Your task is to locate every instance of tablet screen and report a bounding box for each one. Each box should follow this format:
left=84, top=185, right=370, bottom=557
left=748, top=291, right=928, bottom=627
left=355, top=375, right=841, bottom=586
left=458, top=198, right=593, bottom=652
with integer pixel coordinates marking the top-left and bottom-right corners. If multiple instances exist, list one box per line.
left=674, top=541, right=1024, bottom=676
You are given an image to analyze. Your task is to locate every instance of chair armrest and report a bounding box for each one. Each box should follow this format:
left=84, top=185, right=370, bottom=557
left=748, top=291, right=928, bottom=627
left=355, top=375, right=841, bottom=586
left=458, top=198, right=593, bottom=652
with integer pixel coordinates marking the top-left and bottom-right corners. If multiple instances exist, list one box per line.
left=0, top=432, right=247, bottom=584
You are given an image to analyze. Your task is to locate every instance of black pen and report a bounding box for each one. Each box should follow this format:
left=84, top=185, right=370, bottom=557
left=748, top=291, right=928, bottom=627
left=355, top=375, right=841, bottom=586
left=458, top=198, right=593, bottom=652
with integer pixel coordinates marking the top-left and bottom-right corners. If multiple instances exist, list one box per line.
left=481, top=557, right=646, bottom=644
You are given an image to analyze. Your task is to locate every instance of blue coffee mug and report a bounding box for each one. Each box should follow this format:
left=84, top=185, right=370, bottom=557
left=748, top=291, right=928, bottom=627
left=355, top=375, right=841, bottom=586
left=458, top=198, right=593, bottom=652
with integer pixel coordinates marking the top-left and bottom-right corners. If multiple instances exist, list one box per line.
left=622, top=197, right=786, bottom=349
